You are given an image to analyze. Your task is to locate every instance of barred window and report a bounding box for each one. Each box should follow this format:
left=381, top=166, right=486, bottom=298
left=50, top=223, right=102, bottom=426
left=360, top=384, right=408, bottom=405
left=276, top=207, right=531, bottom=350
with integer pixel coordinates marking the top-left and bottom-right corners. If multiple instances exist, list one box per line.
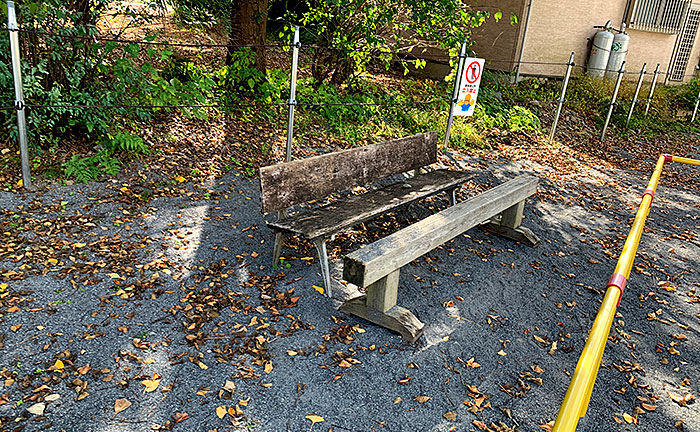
left=628, top=0, right=690, bottom=33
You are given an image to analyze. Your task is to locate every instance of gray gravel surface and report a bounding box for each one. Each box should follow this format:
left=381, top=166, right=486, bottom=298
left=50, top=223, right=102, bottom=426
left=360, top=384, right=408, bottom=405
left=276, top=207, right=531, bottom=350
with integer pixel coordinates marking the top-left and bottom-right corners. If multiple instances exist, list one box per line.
left=0, top=150, right=698, bottom=432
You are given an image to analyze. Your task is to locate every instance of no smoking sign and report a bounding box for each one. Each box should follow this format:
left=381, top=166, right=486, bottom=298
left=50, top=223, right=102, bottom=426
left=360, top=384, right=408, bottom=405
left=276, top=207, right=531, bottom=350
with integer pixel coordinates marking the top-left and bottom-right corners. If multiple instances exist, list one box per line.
left=453, top=57, right=484, bottom=117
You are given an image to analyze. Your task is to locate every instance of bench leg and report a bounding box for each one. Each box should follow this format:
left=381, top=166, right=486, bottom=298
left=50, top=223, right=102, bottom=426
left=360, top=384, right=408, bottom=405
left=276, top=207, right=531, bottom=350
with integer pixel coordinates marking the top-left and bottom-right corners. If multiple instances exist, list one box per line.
left=312, top=238, right=333, bottom=298
left=366, top=269, right=400, bottom=312
left=482, top=200, right=541, bottom=247
left=500, top=201, right=524, bottom=229
left=272, top=232, right=285, bottom=266
left=339, top=269, right=425, bottom=342
left=447, top=187, right=457, bottom=206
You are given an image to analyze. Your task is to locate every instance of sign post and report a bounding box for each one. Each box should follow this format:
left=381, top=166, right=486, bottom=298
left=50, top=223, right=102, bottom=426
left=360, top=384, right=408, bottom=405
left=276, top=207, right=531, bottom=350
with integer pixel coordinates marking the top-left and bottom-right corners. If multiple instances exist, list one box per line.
left=444, top=53, right=484, bottom=149
left=453, top=57, right=485, bottom=117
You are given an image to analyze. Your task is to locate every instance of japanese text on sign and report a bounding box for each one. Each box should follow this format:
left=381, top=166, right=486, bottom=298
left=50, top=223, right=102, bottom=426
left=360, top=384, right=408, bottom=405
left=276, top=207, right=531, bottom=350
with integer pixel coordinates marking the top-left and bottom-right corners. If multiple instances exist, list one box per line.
left=453, top=58, right=484, bottom=117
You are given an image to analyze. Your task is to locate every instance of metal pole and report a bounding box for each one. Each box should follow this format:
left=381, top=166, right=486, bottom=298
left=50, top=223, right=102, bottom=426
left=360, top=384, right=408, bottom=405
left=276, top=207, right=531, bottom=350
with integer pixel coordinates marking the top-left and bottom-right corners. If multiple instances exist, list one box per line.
left=285, top=26, right=300, bottom=162
left=549, top=51, right=575, bottom=142
left=514, top=0, right=533, bottom=83
left=626, top=62, right=646, bottom=127
left=7, top=1, right=31, bottom=189
left=644, top=64, right=660, bottom=115
left=601, top=60, right=625, bottom=141
left=691, top=87, right=700, bottom=123
left=443, top=40, right=468, bottom=149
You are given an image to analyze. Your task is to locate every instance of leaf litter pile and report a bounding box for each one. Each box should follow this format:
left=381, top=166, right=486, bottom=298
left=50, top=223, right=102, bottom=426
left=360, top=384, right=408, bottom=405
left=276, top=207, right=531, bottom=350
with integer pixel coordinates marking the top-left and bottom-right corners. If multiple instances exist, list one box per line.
left=0, top=107, right=699, bottom=432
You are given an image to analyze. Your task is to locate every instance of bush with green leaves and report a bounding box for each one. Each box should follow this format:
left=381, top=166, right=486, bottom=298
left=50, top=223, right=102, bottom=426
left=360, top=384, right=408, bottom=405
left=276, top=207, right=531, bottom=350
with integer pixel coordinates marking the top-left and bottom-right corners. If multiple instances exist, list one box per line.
left=282, top=0, right=492, bottom=85
left=0, top=0, right=215, bottom=180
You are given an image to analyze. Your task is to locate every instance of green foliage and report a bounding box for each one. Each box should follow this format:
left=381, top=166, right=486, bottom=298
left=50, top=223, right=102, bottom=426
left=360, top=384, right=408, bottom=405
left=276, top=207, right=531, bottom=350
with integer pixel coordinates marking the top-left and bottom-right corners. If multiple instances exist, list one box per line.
left=63, top=150, right=121, bottom=183
left=283, top=0, right=491, bottom=84
left=171, top=0, right=229, bottom=28
left=106, top=133, right=149, bottom=154
left=0, top=1, right=214, bottom=152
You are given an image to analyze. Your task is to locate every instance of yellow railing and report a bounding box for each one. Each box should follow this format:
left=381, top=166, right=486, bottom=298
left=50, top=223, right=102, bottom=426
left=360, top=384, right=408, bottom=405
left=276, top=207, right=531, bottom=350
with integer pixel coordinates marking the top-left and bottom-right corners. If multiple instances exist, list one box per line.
left=553, top=154, right=700, bottom=432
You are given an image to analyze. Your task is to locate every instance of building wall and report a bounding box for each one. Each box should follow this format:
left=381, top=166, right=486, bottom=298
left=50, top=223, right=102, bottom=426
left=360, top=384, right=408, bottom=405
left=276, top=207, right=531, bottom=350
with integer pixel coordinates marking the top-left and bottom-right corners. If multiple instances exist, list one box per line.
left=467, top=0, right=700, bottom=83
left=625, top=29, right=677, bottom=78
left=468, top=0, right=526, bottom=72
left=517, top=0, right=629, bottom=77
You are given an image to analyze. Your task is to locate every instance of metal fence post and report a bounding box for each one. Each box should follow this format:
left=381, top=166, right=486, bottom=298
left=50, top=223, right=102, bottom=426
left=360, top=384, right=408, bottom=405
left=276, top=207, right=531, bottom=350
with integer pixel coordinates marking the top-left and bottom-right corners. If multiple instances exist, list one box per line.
left=7, top=1, right=31, bottom=189
left=644, top=64, right=660, bottom=115
left=691, top=87, right=700, bottom=123
left=601, top=61, right=625, bottom=141
left=549, top=51, right=574, bottom=142
left=285, top=26, right=300, bottom=162
left=626, top=62, right=646, bottom=127
left=443, top=40, right=468, bottom=149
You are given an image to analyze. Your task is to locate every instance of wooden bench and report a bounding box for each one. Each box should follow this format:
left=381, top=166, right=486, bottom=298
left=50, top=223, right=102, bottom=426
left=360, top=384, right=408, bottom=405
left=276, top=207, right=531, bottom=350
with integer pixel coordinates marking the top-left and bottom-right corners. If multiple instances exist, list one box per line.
left=341, top=175, right=540, bottom=342
left=259, top=132, right=473, bottom=297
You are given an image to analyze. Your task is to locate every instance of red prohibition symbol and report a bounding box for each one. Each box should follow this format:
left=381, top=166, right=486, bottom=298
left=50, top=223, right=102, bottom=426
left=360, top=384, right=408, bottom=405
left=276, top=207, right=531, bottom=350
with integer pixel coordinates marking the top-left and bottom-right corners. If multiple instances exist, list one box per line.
left=465, top=61, right=481, bottom=84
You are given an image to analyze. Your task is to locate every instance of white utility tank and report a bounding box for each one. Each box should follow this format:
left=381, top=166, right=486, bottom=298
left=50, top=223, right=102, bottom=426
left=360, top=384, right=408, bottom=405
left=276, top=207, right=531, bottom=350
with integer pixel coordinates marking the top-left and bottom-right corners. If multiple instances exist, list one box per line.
left=588, top=28, right=614, bottom=78
left=605, top=32, right=630, bottom=78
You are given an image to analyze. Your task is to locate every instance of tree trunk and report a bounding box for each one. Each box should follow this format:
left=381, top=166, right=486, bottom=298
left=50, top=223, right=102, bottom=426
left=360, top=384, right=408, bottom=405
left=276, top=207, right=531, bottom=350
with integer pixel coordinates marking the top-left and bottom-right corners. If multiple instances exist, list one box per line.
left=227, top=0, right=269, bottom=72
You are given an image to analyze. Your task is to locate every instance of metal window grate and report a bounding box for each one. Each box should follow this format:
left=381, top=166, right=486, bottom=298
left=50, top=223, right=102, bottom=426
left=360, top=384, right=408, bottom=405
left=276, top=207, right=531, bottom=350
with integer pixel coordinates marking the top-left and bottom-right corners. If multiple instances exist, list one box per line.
left=629, top=0, right=690, bottom=33
left=670, top=9, right=700, bottom=80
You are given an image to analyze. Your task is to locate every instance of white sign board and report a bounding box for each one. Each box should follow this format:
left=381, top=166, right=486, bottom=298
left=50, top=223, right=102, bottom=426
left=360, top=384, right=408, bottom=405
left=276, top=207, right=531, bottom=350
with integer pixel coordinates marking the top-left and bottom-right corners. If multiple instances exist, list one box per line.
left=453, top=57, right=485, bottom=117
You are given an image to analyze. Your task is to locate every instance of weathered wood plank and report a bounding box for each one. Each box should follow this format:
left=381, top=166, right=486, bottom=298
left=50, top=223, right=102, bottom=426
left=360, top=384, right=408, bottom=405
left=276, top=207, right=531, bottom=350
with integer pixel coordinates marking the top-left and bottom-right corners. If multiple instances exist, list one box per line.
left=482, top=221, right=541, bottom=247
left=267, top=169, right=473, bottom=240
left=259, top=132, right=438, bottom=214
left=366, top=269, right=400, bottom=313
left=339, top=295, right=425, bottom=342
left=500, top=201, right=524, bottom=229
left=343, top=175, right=538, bottom=287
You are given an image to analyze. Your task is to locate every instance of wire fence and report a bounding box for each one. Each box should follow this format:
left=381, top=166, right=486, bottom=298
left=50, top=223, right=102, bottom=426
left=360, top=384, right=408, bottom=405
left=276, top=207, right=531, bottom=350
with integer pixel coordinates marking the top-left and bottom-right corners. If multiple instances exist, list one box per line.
left=3, top=21, right=700, bottom=188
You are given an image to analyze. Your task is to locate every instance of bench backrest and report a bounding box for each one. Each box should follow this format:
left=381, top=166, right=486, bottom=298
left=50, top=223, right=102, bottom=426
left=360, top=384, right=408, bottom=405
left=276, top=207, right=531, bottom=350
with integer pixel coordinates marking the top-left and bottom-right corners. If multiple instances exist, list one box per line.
left=259, top=132, right=438, bottom=214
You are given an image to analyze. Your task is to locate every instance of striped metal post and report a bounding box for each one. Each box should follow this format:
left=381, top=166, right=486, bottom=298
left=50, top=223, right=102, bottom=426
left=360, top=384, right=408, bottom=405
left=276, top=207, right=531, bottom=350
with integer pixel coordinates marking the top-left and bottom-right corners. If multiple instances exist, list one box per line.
left=644, top=64, right=660, bottom=115
left=626, top=62, right=646, bottom=127
left=7, top=1, right=31, bottom=188
left=443, top=40, right=468, bottom=149
left=601, top=61, right=625, bottom=141
left=285, top=26, right=300, bottom=162
left=549, top=52, right=575, bottom=142
left=691, top=87, right=700, bottom=123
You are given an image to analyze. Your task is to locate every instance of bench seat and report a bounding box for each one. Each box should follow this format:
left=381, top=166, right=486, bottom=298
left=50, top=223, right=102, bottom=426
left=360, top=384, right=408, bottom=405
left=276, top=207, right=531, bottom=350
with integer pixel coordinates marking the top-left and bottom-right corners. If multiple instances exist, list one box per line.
left=340, top=175, right=541, bottom=341
left=268, top=169, right=473, bottom=240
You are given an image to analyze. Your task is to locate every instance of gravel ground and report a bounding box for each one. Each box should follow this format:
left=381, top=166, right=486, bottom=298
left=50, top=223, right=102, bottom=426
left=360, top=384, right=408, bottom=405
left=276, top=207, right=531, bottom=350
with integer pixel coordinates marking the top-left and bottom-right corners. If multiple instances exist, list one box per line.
left=0, top=147, right=698, bottom=432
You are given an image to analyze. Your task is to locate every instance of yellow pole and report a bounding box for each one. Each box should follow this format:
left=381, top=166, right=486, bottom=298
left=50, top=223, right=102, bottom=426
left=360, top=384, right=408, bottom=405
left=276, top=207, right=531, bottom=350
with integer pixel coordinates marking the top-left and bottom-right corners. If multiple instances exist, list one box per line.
left=672, top=155, right=700, bottom=166
left=552, top=154, right=667, bottom=432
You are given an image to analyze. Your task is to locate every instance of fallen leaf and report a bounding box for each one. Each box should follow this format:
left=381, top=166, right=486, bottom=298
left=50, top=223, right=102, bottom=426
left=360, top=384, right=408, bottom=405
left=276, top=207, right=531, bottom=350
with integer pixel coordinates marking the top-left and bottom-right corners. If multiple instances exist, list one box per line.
left=27, top=402, right=45, bottom=415
left=44, top=394, right=60, bottom=403
left=668, top=391, right=694, bottom=406
left=497, top=350, right=507, bottom=356
left=313, top=285, right=324, bottom=295
left=216, top=405, right=227, bottom=419
left=141, top=373, right=161, bottom=393
left=539, top=421, right=554, bottom=431
left=306, top=414, right=324, bottom=424
left=173, top=412, right=189, bottom=423
left=414, top=395, right=431, bottom=403
left=393, top=397, right=402, bottom=404
left=622, top=413, right=635, bottom=424
left=114, top=398, right=131, bottom=414
left=49, top=360, right=64, bottom=372
left=443, top=411, right=457, bottom=421
left=223, top=380, right=236, bottom=393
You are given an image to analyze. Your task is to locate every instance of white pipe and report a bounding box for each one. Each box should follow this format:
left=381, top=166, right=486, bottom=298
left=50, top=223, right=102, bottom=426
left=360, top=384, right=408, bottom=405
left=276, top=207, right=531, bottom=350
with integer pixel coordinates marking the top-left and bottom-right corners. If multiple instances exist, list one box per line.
left=514, top=0, right=533, bottom=83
